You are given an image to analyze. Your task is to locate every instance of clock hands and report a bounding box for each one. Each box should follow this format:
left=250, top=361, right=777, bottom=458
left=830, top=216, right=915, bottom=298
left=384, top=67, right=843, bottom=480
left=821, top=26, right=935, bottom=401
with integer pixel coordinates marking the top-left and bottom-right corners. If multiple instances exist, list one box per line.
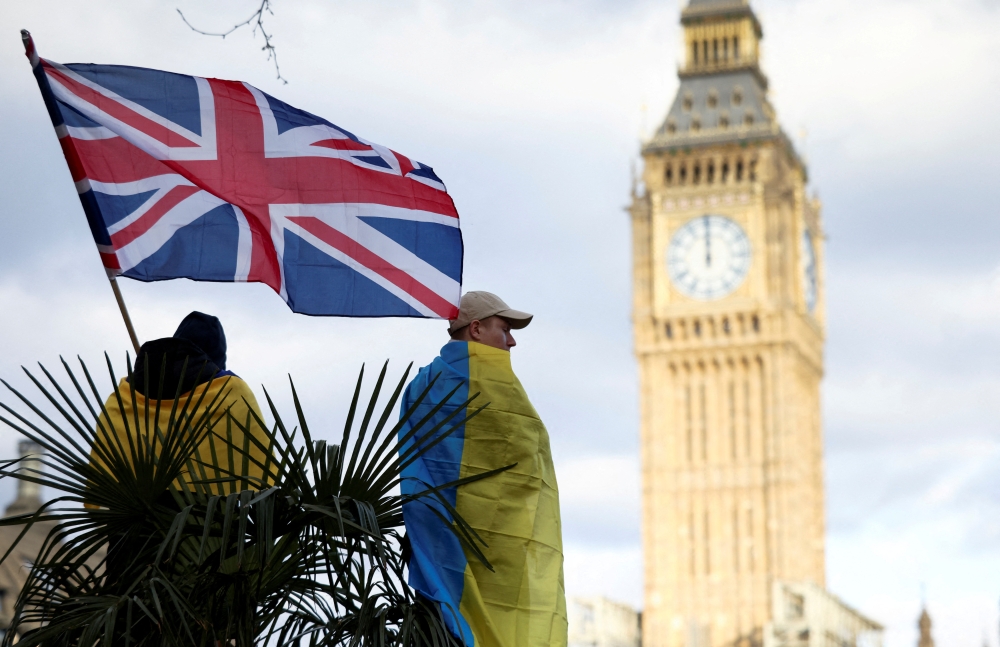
left=669, top=215, right=750, bottom=300
left=703, top=215, right=712, bottom=268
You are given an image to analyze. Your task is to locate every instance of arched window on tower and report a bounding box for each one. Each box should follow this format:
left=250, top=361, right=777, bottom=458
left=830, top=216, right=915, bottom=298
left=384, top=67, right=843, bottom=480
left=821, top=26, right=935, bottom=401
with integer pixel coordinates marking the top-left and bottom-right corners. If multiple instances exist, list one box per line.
left=703, top=40, right=709, bottom=63
left=724, top=38, right=729, bottom=61
left=736, top=160, right=744, bottom=181
left=679, top=164, right=688, bottom=184
left=728, top=380, right=736, bottom=459
left=699, top=384, right=708, bottom=462
left=665, top=165, right=674, bottom=184
left=707, top=161, right=715, bottom=184
left=713, top=39, right=719, bottom=62
left=733, top=506, right=741, bottom=572
left=733, top=36, right=740, bottom=60
left=692, top=41, right=699, bottom=65
left=689, top=510, right=697, bottom=576
left=749, top=159, right=758, bottom=181
left=685, top=386, right=693, bottom=463
left=692, top=163, right=702, bottom=184
left=721, top=161, right=730, bottom=182
left=703, top=511, right=711, bottom=574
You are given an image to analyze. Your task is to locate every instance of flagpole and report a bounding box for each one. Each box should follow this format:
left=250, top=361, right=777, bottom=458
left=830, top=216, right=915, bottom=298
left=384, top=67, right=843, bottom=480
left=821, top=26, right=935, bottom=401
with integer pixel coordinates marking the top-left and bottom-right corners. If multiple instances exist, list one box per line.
left=20, top=30, right=142, bottom=356
left=108, top=275, right=141, bottom=355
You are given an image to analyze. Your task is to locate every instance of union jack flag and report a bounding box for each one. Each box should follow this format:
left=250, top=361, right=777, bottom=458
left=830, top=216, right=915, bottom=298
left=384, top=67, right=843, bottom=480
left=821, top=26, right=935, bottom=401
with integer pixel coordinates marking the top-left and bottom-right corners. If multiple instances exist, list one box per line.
left=23, top=32, right=462, bottom=318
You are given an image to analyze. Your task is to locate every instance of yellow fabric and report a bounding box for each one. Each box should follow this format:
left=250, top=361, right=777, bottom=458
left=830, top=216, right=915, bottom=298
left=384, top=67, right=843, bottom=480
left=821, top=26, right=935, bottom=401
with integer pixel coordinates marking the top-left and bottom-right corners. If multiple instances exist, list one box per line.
left=90, top=376, right=269, bottom=495
left=455, top=342, right=567, bottom=647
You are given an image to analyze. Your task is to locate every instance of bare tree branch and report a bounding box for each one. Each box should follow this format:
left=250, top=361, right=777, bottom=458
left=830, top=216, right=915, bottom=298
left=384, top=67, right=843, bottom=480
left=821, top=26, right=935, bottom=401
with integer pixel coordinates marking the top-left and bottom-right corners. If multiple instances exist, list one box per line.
left=177, top=0, right=287, bottom=84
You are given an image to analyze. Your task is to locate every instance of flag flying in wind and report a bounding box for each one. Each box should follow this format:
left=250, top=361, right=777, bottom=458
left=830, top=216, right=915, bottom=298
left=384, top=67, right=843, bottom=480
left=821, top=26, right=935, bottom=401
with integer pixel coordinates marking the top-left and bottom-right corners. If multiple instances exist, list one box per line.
left=23, top=32, right=462, bottom=319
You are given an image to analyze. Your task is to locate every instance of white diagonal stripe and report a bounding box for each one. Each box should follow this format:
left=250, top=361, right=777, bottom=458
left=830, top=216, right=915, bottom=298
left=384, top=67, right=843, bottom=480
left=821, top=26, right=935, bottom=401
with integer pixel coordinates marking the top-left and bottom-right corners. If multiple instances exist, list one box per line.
left=336, top=202, right=459, bottom=228
left=269, top=203, right=460, bottom=307
left=44, top=63, right=217, bottom=161
left=233, top=206, right=252, bottom=282
left=115, top=190, right=228, bottom=272
left=279, top=218, right=438, bottom=318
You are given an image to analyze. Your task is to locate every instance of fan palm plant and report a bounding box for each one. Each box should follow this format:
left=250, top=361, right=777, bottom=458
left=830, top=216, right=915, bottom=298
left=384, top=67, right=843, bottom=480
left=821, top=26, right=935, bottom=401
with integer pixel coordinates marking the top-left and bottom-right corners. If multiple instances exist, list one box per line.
left=0, top=355, right=503, bottom=647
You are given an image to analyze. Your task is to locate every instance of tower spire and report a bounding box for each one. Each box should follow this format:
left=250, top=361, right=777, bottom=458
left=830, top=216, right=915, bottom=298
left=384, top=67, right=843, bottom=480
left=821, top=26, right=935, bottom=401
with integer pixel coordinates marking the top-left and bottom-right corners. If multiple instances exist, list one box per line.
left=680, top=0, right=763, bottom=76
left=643, top=0, right=804, bottom=174
left=917, top=606, right=935, bottom=647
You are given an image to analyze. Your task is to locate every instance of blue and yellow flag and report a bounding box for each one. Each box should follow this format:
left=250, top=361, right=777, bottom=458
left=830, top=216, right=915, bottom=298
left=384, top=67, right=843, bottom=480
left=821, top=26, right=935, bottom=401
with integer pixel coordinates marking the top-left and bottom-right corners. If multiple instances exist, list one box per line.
left=399, top=341, right=567, bottom=647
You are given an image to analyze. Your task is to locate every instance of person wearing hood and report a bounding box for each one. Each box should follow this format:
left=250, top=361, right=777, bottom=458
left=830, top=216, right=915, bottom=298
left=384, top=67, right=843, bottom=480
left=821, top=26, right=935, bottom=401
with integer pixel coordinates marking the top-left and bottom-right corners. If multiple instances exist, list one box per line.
left=90, top=311, right=269, bottom=497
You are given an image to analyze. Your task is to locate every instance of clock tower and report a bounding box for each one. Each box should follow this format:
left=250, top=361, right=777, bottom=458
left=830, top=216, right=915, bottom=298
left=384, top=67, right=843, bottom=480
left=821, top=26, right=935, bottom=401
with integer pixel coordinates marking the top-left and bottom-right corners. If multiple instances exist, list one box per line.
left=630, top=2, right=825, bottom=647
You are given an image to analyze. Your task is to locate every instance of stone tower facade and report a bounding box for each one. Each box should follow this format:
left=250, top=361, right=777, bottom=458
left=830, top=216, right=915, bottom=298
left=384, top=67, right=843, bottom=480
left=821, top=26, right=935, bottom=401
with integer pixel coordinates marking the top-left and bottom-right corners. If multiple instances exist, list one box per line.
left=629, top=2, right=825, bottom=647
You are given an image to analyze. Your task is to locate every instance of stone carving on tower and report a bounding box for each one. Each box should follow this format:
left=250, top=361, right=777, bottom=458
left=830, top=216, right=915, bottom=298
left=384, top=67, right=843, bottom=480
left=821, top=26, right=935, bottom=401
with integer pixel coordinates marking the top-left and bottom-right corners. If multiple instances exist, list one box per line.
left=629, top=1, right=826, bottom=647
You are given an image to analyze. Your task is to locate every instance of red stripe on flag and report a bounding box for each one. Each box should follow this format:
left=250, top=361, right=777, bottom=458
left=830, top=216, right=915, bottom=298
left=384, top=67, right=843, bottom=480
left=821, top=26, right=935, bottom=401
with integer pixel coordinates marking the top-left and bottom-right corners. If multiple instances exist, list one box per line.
left=58, top=132, right=88, bottom=183
left=68, top=137, right=461, bottom=219
left=67, top=137, right=178, bottom=185
left=43, top=62, right=200, bottom=149
left=100, top=251, right=121, bottom=269
left=289, top=216, right=458, bottom=319
left=109, top=185, right=201, bottom=248
left=312, top=139, right=372, bottom=151
left=391, top=150, right=416, bottom=177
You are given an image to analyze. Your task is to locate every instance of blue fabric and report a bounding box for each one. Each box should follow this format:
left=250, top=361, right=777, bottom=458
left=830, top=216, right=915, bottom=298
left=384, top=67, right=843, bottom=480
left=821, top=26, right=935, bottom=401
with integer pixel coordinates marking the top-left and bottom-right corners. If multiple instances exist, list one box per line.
left=91, top=189, right=158, bottom=228
left=399, top=342, right=474, bottom=646
left=122, top=204, right=241, bottom=282
left=65, top=63, right=203, bottom=135
left=281, top=231, right=423, bottom=317
left=358, top=218, right=463, bottom=282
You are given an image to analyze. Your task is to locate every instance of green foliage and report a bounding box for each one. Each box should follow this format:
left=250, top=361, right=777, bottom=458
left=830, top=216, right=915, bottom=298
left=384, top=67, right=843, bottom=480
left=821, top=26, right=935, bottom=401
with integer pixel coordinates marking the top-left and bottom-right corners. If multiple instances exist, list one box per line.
left=0, top=355, right=496, bottom=647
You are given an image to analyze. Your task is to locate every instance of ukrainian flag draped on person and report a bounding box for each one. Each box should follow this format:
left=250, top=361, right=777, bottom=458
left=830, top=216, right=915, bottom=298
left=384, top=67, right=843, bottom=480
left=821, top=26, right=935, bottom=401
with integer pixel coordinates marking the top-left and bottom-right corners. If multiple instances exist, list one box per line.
left=399, top=340, right=567, bottom=647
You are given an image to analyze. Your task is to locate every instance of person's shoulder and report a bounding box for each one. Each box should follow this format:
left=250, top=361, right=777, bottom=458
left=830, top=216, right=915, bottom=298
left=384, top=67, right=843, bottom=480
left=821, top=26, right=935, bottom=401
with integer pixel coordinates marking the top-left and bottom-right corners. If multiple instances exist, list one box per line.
left=209, top=372, right=257, bottom=399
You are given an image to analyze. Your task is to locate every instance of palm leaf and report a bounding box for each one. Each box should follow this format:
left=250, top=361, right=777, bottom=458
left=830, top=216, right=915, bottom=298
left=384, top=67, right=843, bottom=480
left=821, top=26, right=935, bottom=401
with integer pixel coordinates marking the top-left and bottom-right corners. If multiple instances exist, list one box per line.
left=0, top=356, right=501, bottom=647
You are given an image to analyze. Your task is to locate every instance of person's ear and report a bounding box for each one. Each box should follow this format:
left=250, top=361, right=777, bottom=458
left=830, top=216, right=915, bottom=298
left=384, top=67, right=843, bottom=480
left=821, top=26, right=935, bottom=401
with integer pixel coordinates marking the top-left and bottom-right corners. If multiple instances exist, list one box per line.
left=468, top=320, right=481, bottom=341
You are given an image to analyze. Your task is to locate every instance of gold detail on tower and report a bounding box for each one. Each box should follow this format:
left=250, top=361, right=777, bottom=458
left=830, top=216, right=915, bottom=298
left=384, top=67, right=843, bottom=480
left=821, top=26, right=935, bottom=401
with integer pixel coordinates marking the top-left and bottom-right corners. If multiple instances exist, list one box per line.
left=630, top=3, right=825, bottom=647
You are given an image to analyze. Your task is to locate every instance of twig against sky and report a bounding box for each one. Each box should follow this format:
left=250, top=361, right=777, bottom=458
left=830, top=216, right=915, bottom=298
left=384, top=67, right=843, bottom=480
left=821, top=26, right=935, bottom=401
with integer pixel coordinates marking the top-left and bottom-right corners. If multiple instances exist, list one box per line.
left=177, top=0, right=287, bottom=84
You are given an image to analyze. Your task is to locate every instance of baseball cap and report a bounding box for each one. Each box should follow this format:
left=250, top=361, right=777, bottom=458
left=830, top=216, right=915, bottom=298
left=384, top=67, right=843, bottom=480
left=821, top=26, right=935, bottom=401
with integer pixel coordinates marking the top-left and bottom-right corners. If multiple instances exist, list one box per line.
left=448, top=291, right=533, bottom=333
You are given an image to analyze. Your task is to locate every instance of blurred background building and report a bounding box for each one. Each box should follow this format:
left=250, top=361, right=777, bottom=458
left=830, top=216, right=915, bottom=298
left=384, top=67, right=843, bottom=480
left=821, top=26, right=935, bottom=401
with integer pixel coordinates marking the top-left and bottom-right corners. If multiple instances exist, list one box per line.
left=763, top=582, right=882, bottom=647
left=628, top=1, right=880, bottom=646
left=0, top=440, right=53, bottom=642
left=569, top=596, right=643, bottom=647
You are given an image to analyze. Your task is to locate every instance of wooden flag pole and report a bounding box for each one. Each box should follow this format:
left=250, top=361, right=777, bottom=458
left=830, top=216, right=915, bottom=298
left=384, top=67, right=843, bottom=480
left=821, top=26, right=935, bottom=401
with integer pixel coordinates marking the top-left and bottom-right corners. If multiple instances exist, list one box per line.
left=20, top=31, right=142, bottom=356
left=108, top=276, right=141, bottom=355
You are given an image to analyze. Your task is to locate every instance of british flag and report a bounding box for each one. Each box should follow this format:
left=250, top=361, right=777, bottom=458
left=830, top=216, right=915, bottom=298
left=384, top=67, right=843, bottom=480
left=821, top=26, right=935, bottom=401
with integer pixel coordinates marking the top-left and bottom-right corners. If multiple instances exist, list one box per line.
left=23, top=32, right=462, bottom=319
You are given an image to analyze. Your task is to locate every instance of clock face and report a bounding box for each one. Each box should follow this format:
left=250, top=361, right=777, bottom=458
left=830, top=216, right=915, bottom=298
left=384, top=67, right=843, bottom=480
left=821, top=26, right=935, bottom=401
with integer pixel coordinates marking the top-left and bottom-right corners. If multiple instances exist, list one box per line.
left=667, top=215, right=751, bottom=301
left=801, top=229, right=817, bottom=312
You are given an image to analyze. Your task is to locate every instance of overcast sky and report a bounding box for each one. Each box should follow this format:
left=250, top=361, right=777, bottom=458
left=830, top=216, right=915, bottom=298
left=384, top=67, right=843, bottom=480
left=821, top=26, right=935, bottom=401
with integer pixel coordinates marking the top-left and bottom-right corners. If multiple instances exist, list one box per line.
left=2, top=1, right=1000, bottom=647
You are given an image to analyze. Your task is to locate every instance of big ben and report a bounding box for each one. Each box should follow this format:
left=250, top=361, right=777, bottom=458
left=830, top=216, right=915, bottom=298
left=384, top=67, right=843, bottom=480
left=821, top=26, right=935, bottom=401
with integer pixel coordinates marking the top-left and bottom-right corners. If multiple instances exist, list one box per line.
left=631, top=2, right=825, bottom=647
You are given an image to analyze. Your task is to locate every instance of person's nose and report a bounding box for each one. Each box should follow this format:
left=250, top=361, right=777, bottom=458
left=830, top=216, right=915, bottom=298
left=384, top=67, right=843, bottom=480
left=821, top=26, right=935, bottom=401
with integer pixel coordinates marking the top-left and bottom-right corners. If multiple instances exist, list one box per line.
left=507, top=332, right=516, bottom=348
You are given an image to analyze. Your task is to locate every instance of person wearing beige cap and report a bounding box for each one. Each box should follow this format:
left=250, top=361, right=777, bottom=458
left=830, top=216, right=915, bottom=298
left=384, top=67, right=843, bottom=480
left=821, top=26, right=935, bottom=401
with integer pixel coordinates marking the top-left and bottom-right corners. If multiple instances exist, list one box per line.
left=398, top=291, right=567, bottom=647
left=447, top=291, right=533, bottom=351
